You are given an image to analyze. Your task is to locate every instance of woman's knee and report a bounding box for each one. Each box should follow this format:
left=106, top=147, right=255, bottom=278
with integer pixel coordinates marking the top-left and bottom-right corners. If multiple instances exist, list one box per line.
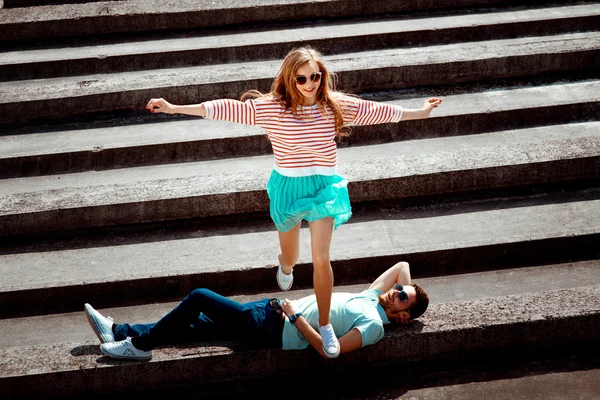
left=312, top=253, right=331, bottom=269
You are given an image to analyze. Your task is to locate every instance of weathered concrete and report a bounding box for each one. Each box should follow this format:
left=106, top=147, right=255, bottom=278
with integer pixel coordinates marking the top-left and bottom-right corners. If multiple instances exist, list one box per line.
left=1, top=285, right=598, bottom=398
left=1, top=1, right=598, bottom=398
left=400, top=368, right=600, bottom=400
left=1, top=32, right=598, bottom=124
left=3, top=0, right=108, bottom=8
left=82, top=346, right=600, bottom=399
left=0, top=0, right=575, bottom=41
left=2, top=260, right=599, bottom=349
left=2, top=4, right=598, bottom=81
left=2, top=80, right=599, bottom=178
left=1, top=124, right=599, bottom=235
left=0, top=188, right=598, bottom=317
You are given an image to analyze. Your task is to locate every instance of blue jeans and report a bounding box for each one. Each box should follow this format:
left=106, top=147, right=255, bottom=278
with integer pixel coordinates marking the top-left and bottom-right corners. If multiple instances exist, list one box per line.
left=113, top=288, right=284, bottom=351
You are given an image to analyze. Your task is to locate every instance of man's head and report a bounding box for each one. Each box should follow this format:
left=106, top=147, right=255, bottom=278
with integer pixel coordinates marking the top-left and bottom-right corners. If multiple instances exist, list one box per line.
left=378, top=283, right=429, bottom=323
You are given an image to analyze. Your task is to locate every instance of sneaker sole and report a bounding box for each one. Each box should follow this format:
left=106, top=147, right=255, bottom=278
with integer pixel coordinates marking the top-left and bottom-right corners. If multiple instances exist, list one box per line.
left=99, top=346, right=152, bottom=361
left=84, top=305, right=112, bottom=344
left=323, top=346, right=341, bottom=358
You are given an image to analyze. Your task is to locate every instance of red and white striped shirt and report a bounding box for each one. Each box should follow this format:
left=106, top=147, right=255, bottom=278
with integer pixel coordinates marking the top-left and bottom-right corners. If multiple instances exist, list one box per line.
left=202, top=96, right=403, bottom=177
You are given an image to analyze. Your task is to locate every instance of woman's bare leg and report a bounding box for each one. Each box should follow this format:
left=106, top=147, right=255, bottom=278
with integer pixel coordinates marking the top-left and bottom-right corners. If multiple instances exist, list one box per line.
left=277, top=222, right=301, bottom=275
left=308, top=217, right=334, bottom=327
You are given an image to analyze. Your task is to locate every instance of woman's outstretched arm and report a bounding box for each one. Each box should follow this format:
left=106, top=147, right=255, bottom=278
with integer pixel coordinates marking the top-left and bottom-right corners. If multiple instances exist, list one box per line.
left=146, top=97, right=262, bottom=127
left=342, top=96, right=442, bottom=125
left=400, top=98, right=442, bottom=120
left=146, top=98, right=207, bottom=117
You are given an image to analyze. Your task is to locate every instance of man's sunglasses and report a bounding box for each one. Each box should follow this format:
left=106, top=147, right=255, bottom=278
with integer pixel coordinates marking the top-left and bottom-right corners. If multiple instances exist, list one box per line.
left=393, top=284, right=408, bottom=302
left=295, top=72, right=322, bottom=85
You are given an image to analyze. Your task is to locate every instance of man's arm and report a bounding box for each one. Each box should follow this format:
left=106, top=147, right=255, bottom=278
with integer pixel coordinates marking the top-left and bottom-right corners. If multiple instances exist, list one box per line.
left=368, top=261, right=411, bottom=292
left=281, top=300, right=362, bottom=359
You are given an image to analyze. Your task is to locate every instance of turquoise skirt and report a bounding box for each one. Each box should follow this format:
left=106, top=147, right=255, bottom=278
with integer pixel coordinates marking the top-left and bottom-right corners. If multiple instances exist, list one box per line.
left=266, top=169, right=352, bottom=232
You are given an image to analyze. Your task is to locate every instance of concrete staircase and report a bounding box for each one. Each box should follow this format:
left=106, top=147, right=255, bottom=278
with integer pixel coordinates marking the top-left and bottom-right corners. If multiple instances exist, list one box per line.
left=1, top=0, right=599, bottom=398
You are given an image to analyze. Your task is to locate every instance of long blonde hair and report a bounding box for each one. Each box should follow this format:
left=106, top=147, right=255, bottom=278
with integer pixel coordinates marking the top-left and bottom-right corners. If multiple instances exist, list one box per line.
left=242, top=46, right=352, bottom=140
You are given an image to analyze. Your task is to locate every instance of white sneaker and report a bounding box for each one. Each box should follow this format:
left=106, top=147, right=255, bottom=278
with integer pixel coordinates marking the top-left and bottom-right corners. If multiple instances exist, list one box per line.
left=276, top=265, right=294, bottom=291
left=319, top=323, right=340, bottom=358
left=84, top=303, right=115, bottom=344
left=100, top=337, right=152, bottom=361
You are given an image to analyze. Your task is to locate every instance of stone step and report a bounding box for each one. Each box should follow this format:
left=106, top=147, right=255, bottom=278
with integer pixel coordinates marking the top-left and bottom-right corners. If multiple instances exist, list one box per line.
left=2, top=0, right=108, bottom=8
left=390, top=355, right=600, bottom=400
left=2, top=259, right=599, bottom=348
left=2, top=79, right=599, bottom=178
left=1, top=276, right=598, bottom=398
left=1, top=31, right=598, bottom=124
left=68, top=346, right=600, bottom=399
left=0, top=0, right=578, bottom=42
left=2, top=4, right=598, bottom=81
left=1, top=187, right=598, bottom=317
left=2, top=1, right=598, bottom=398
left=1, top=122, right=599, bottom=236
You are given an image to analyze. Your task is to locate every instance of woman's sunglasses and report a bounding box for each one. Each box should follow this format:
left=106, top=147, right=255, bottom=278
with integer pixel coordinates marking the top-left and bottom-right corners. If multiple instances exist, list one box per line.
left=295, top=72, right=322, bottom=85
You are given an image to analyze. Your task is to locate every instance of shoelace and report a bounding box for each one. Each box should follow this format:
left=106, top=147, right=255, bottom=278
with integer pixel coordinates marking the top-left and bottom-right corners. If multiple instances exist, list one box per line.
left=320, top=326, right=336, bottom=345
left=111, top=338, right=133, bottom=350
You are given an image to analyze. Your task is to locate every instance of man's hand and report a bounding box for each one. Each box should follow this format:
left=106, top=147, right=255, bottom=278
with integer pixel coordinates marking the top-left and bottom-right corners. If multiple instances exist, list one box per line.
left=281, top=299, right=297, bottom=317
left=395, top=311, right=412, bottom=325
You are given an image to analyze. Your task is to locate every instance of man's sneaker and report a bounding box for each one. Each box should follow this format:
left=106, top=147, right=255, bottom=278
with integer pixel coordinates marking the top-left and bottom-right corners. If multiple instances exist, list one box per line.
left=319, top=323, right=340, bottom=358
left=276, top=265, right=294, bottom=291
left=100, top=337, right=152, bottom=361
left=84, top=303, right=115, bottom=344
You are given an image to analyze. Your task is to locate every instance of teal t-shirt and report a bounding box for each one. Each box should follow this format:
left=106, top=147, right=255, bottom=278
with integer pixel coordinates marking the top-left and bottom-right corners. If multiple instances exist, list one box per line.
left=282, top=289, right=389, bottom=350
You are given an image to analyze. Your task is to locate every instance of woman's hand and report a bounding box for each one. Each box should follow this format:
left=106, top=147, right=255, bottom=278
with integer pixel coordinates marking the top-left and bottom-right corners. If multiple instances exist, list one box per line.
left=399, top=98, right=442, bottom=121
left=281, top=299, right=297, bottom=317
left=146, top=98, right=175, bottom=114
left=422, top=97, right=442, bottom=117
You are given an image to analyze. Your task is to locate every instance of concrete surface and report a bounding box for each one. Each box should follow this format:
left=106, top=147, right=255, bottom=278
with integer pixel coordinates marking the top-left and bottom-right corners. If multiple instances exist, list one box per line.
left=2, top=4, right=598, bottom=80
left=37, top=344, right=600, bottom=399
left=0, top=0, right=563, bottom=41
left=0, top=284, right=598, bottom=398
left=1, top=80, right=599, bottom=178
left=3, top=0, right=107, bottom=8
left=1, top=187, right=598, bottom=316
left=1, top=124, right=598, bottom=234
left=399, top=368, right=600, bottom=400
left=2, top=259, right=600, bottom=349
left=1, top=1, right=599, bottom=398
left=1, top=31, right=598, bottom=123
left=119, top=346, right=600, bottom=399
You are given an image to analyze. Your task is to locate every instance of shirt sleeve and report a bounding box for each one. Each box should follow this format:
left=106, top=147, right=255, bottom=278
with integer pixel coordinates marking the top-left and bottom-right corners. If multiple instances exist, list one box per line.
left=355, top=318, right=385, bottom=347
left=201, top=98, right=257, bottom=126
left=341, top=96, right=403, bottom=126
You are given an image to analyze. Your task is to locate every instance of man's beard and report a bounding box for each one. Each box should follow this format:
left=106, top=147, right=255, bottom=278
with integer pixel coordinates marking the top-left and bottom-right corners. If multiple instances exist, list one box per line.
left=378, top=295, right=391, bottom=311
